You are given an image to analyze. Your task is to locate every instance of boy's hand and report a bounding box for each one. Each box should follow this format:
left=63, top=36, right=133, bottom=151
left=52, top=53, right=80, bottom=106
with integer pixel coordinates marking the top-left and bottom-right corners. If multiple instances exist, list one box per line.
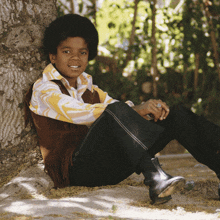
left=132, top=99, right=170, bottom=122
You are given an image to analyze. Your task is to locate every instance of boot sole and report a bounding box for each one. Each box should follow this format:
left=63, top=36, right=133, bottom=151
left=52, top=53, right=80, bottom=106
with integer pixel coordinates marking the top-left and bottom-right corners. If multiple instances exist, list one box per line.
left=151, top=195, right=172, bottom=205
left=158, top=178, right=185, bottom=198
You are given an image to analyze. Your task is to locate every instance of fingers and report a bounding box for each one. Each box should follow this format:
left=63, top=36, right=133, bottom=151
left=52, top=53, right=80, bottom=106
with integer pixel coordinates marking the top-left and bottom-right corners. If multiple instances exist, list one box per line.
left=155, top=100, right=170, bottom=120
left=133, top=99, right=170, bottom=122
left=143, top=99, right=161, bottom=122
left=143, top=99, right=170, bottom=122
left=143, top=114, right=154, bottom=121
left=160, top=109, right=167, bottom=120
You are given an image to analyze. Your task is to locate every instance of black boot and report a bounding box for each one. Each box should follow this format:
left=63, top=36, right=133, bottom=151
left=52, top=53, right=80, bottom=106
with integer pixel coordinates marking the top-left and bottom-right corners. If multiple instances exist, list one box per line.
left=143, top=157, right=185, bottom=204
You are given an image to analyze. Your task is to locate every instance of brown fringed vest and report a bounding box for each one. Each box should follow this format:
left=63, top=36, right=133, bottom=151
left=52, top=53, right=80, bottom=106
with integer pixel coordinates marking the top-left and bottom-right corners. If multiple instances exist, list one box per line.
left=25, top=80, right=101, bottom=188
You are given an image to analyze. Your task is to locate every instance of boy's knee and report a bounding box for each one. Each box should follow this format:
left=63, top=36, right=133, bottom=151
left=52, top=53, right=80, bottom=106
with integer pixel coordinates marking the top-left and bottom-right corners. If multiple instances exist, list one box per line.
left=106, top=101, right=130, bottom=113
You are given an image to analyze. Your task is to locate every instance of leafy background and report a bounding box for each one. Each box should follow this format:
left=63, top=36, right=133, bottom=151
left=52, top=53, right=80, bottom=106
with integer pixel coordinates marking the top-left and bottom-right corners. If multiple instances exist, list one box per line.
left=57, top=0, right=220, bottom=124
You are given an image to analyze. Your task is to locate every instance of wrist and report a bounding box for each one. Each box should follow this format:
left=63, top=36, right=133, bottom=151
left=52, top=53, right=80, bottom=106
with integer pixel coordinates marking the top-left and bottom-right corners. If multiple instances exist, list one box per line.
left=132, top=105, right=146, bottom=116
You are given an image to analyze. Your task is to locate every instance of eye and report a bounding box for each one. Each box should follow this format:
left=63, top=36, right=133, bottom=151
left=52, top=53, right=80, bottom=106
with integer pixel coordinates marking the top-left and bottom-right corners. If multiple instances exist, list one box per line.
left=63, top=50, right=70, bottom=54
left=80, top=50, right=88, bottom=55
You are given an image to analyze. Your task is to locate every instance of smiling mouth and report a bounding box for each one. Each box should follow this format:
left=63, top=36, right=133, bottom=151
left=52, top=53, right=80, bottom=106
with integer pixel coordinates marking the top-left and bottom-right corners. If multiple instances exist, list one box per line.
left=70, top=66, right=80, bottom=69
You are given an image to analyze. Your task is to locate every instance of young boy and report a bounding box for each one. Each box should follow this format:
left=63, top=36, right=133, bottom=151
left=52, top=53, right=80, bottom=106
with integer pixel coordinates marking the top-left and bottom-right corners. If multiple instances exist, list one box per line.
left=25, top=14, right=220, bottom=204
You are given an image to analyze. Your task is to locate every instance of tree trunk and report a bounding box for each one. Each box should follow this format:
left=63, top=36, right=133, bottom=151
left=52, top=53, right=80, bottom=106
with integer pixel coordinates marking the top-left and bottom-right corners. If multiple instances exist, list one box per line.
left=92, top=0, right=97, bottom=26
left=151, top=0, right=158, bottom=98
left=0, top=0, right=57, bottom=185
left=203, top=0, right=220, bottom=82
left=183, top=63, right=188, bottom=90
left=194, top=53, right=200, bottom=92
left=122, top=0, right=139, bottom=69
left=70, top=0, right=75, bottom=14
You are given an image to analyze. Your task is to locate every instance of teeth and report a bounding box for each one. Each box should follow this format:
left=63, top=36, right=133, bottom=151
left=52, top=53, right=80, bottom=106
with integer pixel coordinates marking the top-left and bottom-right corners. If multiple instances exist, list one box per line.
left=70, top=66, right=79, bottom=68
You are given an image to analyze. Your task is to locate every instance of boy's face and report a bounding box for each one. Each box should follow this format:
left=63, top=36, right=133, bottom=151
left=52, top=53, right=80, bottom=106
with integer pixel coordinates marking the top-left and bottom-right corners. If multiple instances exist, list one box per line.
left=49, top=37, right=89, bottom=88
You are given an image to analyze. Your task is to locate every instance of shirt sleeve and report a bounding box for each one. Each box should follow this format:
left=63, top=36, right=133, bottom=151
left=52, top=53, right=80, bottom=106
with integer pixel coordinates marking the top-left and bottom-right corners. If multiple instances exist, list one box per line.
left=93, top=85, right=135, bottom=107
left=30, top=81, right=111, bottom=126
left=93, top=85, right=118, bottom=104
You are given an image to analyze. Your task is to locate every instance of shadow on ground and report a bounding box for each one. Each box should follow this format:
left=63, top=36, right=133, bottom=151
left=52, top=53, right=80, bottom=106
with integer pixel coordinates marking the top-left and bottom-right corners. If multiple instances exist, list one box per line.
left=0, top=155, right=220, bottom=220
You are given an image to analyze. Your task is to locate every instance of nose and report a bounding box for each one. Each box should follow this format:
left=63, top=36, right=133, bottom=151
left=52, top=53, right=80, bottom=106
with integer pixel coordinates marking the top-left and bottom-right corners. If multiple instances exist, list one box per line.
left=70, top=52, right=80, bottom=60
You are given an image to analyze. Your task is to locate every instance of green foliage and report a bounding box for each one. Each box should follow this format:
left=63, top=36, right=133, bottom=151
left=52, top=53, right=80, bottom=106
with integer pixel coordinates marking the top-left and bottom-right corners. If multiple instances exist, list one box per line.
left=57, top=0, right=69, bottom=16
left=57, top=0, right=220, bottom=121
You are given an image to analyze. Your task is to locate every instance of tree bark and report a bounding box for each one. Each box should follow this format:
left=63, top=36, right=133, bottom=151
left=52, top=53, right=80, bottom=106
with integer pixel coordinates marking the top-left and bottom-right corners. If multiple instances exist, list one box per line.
left=203, top=1, right=220, bottom=82
left=92, top=0, right=97, bottom=26
left=194, top=53, right=200, bottom=91
left=151, top=0, right=158, bottom=98
left=122, top=0, right=139, bottom=69
left=70, top=0, right=75, bottom=14
left=0, top=0, right=57, bottom=185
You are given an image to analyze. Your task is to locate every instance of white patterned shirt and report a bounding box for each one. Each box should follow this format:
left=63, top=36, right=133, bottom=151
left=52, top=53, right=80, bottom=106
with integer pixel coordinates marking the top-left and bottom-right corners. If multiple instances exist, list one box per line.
left=30, top=64, right=134, bottom=126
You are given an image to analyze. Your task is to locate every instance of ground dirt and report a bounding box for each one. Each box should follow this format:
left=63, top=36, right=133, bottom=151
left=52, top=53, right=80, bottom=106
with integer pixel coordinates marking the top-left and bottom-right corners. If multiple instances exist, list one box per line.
left=0, top=154, right=220, bottom=220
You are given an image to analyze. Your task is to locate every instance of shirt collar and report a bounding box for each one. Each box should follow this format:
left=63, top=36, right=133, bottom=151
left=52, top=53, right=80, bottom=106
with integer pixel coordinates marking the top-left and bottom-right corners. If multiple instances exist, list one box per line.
left=42, top=63, right=93, bottom=92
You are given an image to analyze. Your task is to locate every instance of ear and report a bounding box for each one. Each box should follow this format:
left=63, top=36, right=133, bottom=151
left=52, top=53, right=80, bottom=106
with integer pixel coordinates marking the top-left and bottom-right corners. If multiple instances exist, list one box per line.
left=49, top=53, right=57, bottom=64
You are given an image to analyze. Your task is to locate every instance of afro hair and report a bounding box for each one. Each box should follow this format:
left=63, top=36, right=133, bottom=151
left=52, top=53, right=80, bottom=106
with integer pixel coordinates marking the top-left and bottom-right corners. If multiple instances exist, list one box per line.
left=43, top=14, right=99, bottom=61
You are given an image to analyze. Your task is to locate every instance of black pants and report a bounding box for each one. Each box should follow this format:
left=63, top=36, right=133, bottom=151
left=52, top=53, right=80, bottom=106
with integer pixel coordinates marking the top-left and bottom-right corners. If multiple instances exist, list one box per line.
left=148, top=105, right=220, bottom=175
left=69, top=102, right=220, bottom=187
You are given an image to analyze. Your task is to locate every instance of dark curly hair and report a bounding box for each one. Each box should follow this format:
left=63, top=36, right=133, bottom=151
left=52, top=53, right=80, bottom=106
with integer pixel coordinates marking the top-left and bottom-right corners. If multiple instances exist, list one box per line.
left=43, top=14, right=99, bottom=61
